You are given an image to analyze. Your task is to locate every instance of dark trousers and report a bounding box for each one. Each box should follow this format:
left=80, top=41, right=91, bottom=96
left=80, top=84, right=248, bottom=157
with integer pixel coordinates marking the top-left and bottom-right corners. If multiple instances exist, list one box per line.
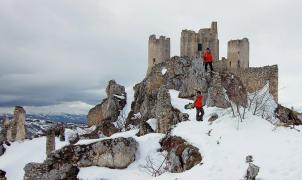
left=204, top=62, right=213, bottom=72
left=196, top=107, right=204, bottom=121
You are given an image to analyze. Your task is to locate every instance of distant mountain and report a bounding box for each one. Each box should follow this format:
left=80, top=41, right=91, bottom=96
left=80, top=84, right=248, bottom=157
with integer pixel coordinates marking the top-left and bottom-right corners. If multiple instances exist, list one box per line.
left=0, top=113, right=87, bottom=139
left=0, top=113, right=86, bottom=124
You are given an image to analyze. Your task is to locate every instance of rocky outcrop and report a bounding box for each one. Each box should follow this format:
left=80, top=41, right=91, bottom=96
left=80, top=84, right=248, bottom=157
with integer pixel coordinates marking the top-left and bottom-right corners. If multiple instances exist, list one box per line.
left=84, top=120, right=119, bottom=137
left=0, top=169, right=6, bottom=180
left=46, top=129, right=55, bottom=156
left=275, top=104, right=302, bottom=125
left=1, top=107, right=27, bottom=142
left=160, top=135, right=202, bottom=173
left=87, top=80, right=127, bottom=127
left=206, top=73, right=230, bottom=108
left=24, top=137, right=138, bottom=179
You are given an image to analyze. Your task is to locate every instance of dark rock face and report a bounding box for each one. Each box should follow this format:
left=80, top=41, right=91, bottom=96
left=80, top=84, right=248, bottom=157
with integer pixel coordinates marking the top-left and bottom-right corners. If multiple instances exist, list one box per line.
left=0, top=169, right=6, bottom=180
left=160, top=135, right=202, bottom=173
left=275, top=104, right=302, bottom=125
left=0, top=143, right=5, bottom=157
left=87, top=80, right=127, bottom=127
left=24, top=137, right=138, bottom=180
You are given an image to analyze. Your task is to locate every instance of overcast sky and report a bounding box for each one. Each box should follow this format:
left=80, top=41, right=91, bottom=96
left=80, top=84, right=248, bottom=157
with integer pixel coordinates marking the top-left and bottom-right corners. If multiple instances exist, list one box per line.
left=0, top=0, right=301, bottom=113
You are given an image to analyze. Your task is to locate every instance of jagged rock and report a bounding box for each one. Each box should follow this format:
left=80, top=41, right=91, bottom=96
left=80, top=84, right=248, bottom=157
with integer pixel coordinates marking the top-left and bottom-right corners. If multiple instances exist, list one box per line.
left=136, top=121, right=154, bottom=136
left=0, top=143, right=5, bottom=156
left=160, top=135, right=202, bottom=173
left=2, top=107, right=27, bottom=142
left=208, top=113, right=219, bottom=122
left=206, top=73, right=230, bottom=108
left=220, top=73, right=248, bottom=107
left=24, top=163, right=78, bottom=180
left=155, top=86, right=183, bottom=133
left=275, top=104, right=302, bottom=125
left=12, top=106, right=27, bottom=141
left=88, top=80, right=127, bottom=127
left=0, top=169, right=6, bottom=180
left=46, top=129, right=55, bottom=156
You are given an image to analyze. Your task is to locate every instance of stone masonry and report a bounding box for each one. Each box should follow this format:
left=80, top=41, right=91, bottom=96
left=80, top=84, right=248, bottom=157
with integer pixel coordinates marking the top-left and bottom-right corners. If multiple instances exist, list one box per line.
left=147, top=35, right=170, bottom=75
left=227, top=38, right=249, bottom=69
left=180, top=22, right=219, bottom=60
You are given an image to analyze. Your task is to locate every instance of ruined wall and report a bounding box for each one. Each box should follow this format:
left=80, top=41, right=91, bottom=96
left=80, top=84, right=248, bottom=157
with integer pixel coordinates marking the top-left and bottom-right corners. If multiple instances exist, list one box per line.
left=230, top=65, right=278, bottom=102
left=147, top=35, right=170, bottom=75
left=227, top=38, right=249, bottom=69
left=180, top=22, right=219, bottom=60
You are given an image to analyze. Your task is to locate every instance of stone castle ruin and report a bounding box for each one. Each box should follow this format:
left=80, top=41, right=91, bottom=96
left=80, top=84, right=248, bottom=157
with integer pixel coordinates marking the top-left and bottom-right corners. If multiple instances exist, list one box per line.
left=147, top=35, right=170, bottom=75
left=180, top=21, right=219, bottom=61
left=147, top=21, right=278, bottom=102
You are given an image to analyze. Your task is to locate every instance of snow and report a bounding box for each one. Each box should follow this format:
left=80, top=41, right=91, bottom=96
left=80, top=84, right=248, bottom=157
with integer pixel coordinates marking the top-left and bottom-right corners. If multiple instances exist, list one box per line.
left=161, top=68, right=167, bottom=75
left=0, top=137, right=68, bottom=180
left=147, top=118, right=157, bottom=131
left=114, top=94, right=126, bottom=100
left=1, top=88, right=302, bottom=180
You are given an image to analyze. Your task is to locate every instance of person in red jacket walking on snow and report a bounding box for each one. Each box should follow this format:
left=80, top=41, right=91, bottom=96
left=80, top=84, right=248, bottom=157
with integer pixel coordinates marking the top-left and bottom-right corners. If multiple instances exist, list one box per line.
left=194, top=91, right=204, bottom=121
left=203, top=48, right=214, bottom=72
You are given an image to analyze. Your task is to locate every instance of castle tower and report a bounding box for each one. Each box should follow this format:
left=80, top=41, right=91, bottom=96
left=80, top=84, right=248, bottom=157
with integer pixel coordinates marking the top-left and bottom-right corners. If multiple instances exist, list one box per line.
left=227, top=38, right=249, bottom=69
left=147, top=35, right=170, bottom=75
left=180, top=21, right=219, bottom=60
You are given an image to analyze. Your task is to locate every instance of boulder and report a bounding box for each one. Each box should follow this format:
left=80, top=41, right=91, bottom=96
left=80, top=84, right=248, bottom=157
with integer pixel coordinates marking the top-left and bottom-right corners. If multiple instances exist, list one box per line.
left=275, top=104, right=302, bottom=125
left=160, top=135, right=202, bottom=173
left=24, top=137, right=138, bottom=179
left=88, top=80, right=127, bottom=127
left=24, top=163, right=78, bottom=180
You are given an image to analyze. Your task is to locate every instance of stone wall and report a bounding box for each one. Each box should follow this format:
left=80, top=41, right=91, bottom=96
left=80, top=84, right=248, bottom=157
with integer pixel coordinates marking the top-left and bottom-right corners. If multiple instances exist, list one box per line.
left=180, top=22, right=219, bottom=61
left=231, top=65, right=278, bottom=102
left=147, top=35, right=170, bottom=75
left=227, top=38, right=249, bottom=69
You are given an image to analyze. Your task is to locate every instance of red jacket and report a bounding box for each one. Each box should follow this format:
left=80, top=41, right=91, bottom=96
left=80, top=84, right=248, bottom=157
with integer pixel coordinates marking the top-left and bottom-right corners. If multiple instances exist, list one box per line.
left=203, top=52, right=213, bottom=62
left=194, top=95, right=204, bottom=109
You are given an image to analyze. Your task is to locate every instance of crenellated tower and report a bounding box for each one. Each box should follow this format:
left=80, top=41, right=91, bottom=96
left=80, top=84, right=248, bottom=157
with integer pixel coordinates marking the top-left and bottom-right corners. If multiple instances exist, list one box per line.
left=180, top=21, right=219, bottom=60
left=227, top=38, right=249, bottom=69
left=147, top=35, right=170, bottom=75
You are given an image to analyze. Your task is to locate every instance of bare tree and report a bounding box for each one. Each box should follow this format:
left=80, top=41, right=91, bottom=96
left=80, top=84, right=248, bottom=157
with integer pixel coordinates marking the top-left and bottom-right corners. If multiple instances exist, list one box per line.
left=139, top=153, right=168, bottom=177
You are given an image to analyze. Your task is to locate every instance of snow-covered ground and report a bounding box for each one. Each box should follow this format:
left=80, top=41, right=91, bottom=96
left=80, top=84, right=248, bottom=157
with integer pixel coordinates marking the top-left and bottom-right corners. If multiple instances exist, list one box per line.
left=1, top=90, right=302, bottom=180
left=0, top=137, right=68, bottom=180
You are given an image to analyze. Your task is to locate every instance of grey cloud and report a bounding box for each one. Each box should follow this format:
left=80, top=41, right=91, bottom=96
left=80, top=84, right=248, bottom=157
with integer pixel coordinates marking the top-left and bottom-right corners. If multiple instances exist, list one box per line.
left=0, top=0, right=301, bottom=110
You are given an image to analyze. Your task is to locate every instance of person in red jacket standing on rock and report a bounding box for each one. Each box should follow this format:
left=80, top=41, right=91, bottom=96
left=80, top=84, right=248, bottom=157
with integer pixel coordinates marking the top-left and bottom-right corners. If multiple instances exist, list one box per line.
left=203, top=48, right=214, bottom=72
left=194, top=91, right=204, bottom=121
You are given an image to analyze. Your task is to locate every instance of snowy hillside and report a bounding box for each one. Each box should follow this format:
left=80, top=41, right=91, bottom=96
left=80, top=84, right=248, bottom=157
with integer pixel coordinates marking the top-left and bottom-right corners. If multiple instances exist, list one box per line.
left=1, top=89, right=302, bottom=180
